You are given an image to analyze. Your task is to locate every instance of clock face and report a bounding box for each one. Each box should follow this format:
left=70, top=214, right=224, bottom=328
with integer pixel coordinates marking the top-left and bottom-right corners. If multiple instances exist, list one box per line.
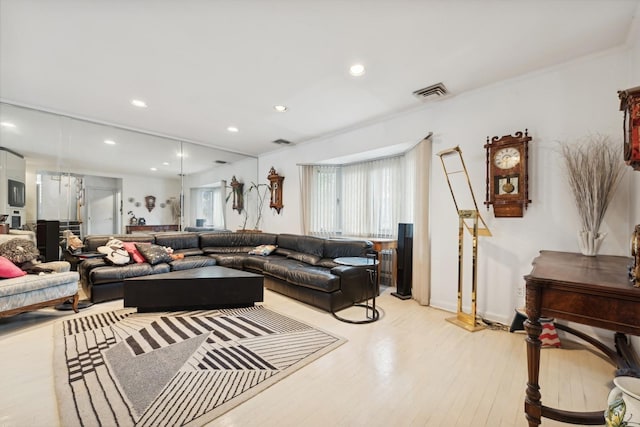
left=493, top=147, right=521, bottom=170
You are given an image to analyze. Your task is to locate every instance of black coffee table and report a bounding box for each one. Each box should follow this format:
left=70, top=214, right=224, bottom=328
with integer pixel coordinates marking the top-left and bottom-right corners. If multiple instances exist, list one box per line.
left=124, top=266, right=264, bottom=312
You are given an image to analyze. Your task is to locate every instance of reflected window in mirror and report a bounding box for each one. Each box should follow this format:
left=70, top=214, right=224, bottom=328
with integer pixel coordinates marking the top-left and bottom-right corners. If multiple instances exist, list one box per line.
left=190, top=181, right=226, bottom=230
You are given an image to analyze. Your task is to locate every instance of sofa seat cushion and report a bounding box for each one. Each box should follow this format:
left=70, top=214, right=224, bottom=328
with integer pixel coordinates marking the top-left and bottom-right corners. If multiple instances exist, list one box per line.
left=169, top=255, right=216, bottom=271
left=173, top=248, right=204, bottom=257
left=0, top=273, right=79, bottom=313
left=263, top=259, right=339, bottom=292
left=243, top=254, right=286, bottom=272
left=89, top=263, right=170, bottom=285
left=286, top=251, right=321, bottom=265
left=208, top=253, right=250, bottom=269
left=0, top=271, right=79, bottom=298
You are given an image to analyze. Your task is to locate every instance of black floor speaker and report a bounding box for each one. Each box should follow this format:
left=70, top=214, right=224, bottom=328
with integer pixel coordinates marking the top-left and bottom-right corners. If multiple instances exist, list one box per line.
left=37, top=220, right=60, bottom=262
left=392, top=223, right=413, bottom=300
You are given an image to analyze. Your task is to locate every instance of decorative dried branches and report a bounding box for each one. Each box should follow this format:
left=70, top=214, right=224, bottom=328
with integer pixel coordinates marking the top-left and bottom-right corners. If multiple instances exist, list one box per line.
left=560, top=135, right=625, bottom=235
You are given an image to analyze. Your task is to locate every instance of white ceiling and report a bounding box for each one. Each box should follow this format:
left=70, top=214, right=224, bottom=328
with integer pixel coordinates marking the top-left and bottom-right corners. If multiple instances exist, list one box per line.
left=1, top=0, right=639, bottom=172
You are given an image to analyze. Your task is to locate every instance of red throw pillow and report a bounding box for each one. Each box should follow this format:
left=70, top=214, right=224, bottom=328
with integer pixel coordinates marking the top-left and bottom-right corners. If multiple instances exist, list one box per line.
left=0, top=256, right=27, bottom=278
left=122, top=242, right=145, bottom=263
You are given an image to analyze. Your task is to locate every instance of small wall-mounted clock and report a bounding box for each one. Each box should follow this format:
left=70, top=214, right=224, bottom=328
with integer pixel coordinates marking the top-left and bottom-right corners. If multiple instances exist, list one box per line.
left=484, top=129, right=532, bottom=218
left=618, top=86, right=640, bottom=171
left=267, top=167, right=284, bottom=214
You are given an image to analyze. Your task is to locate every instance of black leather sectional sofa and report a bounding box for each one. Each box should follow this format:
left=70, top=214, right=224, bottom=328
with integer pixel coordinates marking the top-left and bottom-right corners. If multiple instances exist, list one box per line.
left=79, top=231, right=375, bottom=312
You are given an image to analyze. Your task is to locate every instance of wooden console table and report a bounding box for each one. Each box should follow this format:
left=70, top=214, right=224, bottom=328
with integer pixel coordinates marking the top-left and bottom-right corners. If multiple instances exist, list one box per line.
left=126, top=224, right=179, bottom=234
left=524, top=250, right=639, bottom=426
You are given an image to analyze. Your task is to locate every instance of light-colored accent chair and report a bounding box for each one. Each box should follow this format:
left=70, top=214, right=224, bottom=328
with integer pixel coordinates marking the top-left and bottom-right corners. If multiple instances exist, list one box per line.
left=0, top=231, right=79, bottom=318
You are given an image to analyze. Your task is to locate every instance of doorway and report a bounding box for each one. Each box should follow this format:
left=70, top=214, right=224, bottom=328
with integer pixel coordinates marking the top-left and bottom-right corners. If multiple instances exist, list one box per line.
left=86, top=187, right=117, bottom=235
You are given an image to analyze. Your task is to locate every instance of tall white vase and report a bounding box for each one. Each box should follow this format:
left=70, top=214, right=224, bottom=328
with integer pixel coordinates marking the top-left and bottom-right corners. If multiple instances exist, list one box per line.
left=605, top=376, right=640, bottom=427
left=577, top=230, right=606, bottom=256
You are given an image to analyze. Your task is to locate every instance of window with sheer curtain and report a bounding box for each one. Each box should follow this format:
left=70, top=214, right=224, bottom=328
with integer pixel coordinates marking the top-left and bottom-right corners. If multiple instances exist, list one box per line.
left=191, top=184, right=225, bottom=229
left=300, top=154, right=414, bottom=238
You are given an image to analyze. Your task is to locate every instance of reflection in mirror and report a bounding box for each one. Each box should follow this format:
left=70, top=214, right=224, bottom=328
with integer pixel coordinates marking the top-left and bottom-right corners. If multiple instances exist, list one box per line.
left=0, top=102, right=257, bottom=236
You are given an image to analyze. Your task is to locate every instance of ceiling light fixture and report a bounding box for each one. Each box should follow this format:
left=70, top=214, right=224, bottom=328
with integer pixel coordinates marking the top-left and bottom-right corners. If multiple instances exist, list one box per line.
left=162, top=162, right=170, bottom=166
left=227, top=126, right=239, bottom=133
left=0, top=121, right=17, bottom=128
left=349, top=63, right=366, bottom=77
left=150, top=167, right=157, bottom=171
left=131, top=99, right=148, bottom=108
left=274, top=105, right=288, bottom=113
left=104, top=139, right=116, bottom=145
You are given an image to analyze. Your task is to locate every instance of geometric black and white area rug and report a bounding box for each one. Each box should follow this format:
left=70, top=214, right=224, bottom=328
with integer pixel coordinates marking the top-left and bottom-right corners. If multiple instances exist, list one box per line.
left=54, top=306, right=345, bottom=427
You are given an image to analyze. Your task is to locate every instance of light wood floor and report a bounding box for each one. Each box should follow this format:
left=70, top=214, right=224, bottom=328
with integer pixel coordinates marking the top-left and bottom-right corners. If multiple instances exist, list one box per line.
left=0, top=287, right=615, bottom=426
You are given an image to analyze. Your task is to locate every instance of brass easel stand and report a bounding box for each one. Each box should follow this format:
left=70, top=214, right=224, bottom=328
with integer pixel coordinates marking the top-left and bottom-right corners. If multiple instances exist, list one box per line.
left=437, top=146, right=491, bottom=332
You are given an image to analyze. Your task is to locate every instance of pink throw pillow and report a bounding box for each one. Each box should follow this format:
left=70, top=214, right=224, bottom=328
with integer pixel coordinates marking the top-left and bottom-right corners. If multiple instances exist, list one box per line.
left=0, top=256, right=27, bottom=278
left=122, top=242, right=145, bottom=263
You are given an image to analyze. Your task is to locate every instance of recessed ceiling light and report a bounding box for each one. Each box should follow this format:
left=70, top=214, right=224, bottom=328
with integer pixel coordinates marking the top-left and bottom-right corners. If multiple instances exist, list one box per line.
left=104, top=139, right=116, bottom=145
left=131, top=99, right=148, bottom=108
left=150, top=167, right=157, bottom=171
left=0, top=121, right=16, bottom=128
left=162, top=162, right=170, bottom=166
left=227, top=126, right=239, bottom=133
left=349, top=63, right=366, bottom=77
left=274, top=105, right=288, bottom=113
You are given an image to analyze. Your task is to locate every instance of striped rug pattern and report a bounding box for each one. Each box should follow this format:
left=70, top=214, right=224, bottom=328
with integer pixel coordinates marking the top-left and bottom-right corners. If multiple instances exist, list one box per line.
left=54, top=306, right=344, bottom=427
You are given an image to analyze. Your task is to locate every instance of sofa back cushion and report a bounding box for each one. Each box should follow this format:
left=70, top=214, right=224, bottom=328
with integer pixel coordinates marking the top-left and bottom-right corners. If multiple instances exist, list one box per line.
left=276, top=234, right=325, bottom=257
left=83, top=234, right=155, bottom=252
left=153, top=232, right=199, bottom=250
left=200, top=232, right=277, bottom=249
left=323, top=239, right=372, bottom=259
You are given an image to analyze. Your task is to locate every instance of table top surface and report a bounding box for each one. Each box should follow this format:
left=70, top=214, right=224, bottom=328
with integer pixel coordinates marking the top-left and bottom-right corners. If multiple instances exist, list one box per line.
left=334, top=257, right=379, bottom=266
left=125, top=265, right=263, bottom=281
left=526, top=250, right=637, bottom=295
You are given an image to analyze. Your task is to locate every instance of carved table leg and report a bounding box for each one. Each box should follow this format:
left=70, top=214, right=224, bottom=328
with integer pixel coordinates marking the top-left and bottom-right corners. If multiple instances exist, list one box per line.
left=524, top=286, right=542, bottom=427
left=71, top=293, right=79, bottom=313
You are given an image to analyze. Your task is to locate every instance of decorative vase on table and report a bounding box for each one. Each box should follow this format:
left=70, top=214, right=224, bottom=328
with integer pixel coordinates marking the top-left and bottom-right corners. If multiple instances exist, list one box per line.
left=605, top=376, right=640, bottom=427
left=577, top=230, right=606, bottom=257
left=559, top=134, right=626, bottom=258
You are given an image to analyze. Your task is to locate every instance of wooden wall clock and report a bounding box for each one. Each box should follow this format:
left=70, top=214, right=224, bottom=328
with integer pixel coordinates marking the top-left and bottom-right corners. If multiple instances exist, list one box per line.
left=618, top=86, right=640, bottom=171
left=267, top=166, right=284, bottom=214
left=484, top=129, right=532, bottom=218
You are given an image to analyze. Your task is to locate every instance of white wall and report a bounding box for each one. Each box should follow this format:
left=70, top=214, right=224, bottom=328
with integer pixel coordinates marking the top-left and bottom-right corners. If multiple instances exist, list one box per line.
left=121, top=174, right=180, bottom=229
left=259, top=45, right=636, bottom=325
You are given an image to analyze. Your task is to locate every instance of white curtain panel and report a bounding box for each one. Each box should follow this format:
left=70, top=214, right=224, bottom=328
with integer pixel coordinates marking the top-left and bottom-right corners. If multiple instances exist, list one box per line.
left=298, top=135, right=432, bottom=304
left=408, top=136, right=432, bottom=305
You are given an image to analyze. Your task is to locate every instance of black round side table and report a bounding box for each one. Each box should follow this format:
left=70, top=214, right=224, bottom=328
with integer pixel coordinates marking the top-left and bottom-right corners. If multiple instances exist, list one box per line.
left=332, top=255, right=380, bottom=324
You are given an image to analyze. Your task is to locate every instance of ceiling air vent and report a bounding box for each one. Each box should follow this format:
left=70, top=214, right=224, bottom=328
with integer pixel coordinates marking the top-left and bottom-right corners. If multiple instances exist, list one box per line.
left=412, top=82, right=448, bottom=100
left=272, top=139, right=292, bottom=145
left=215, top=160, right=227, bottom=164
